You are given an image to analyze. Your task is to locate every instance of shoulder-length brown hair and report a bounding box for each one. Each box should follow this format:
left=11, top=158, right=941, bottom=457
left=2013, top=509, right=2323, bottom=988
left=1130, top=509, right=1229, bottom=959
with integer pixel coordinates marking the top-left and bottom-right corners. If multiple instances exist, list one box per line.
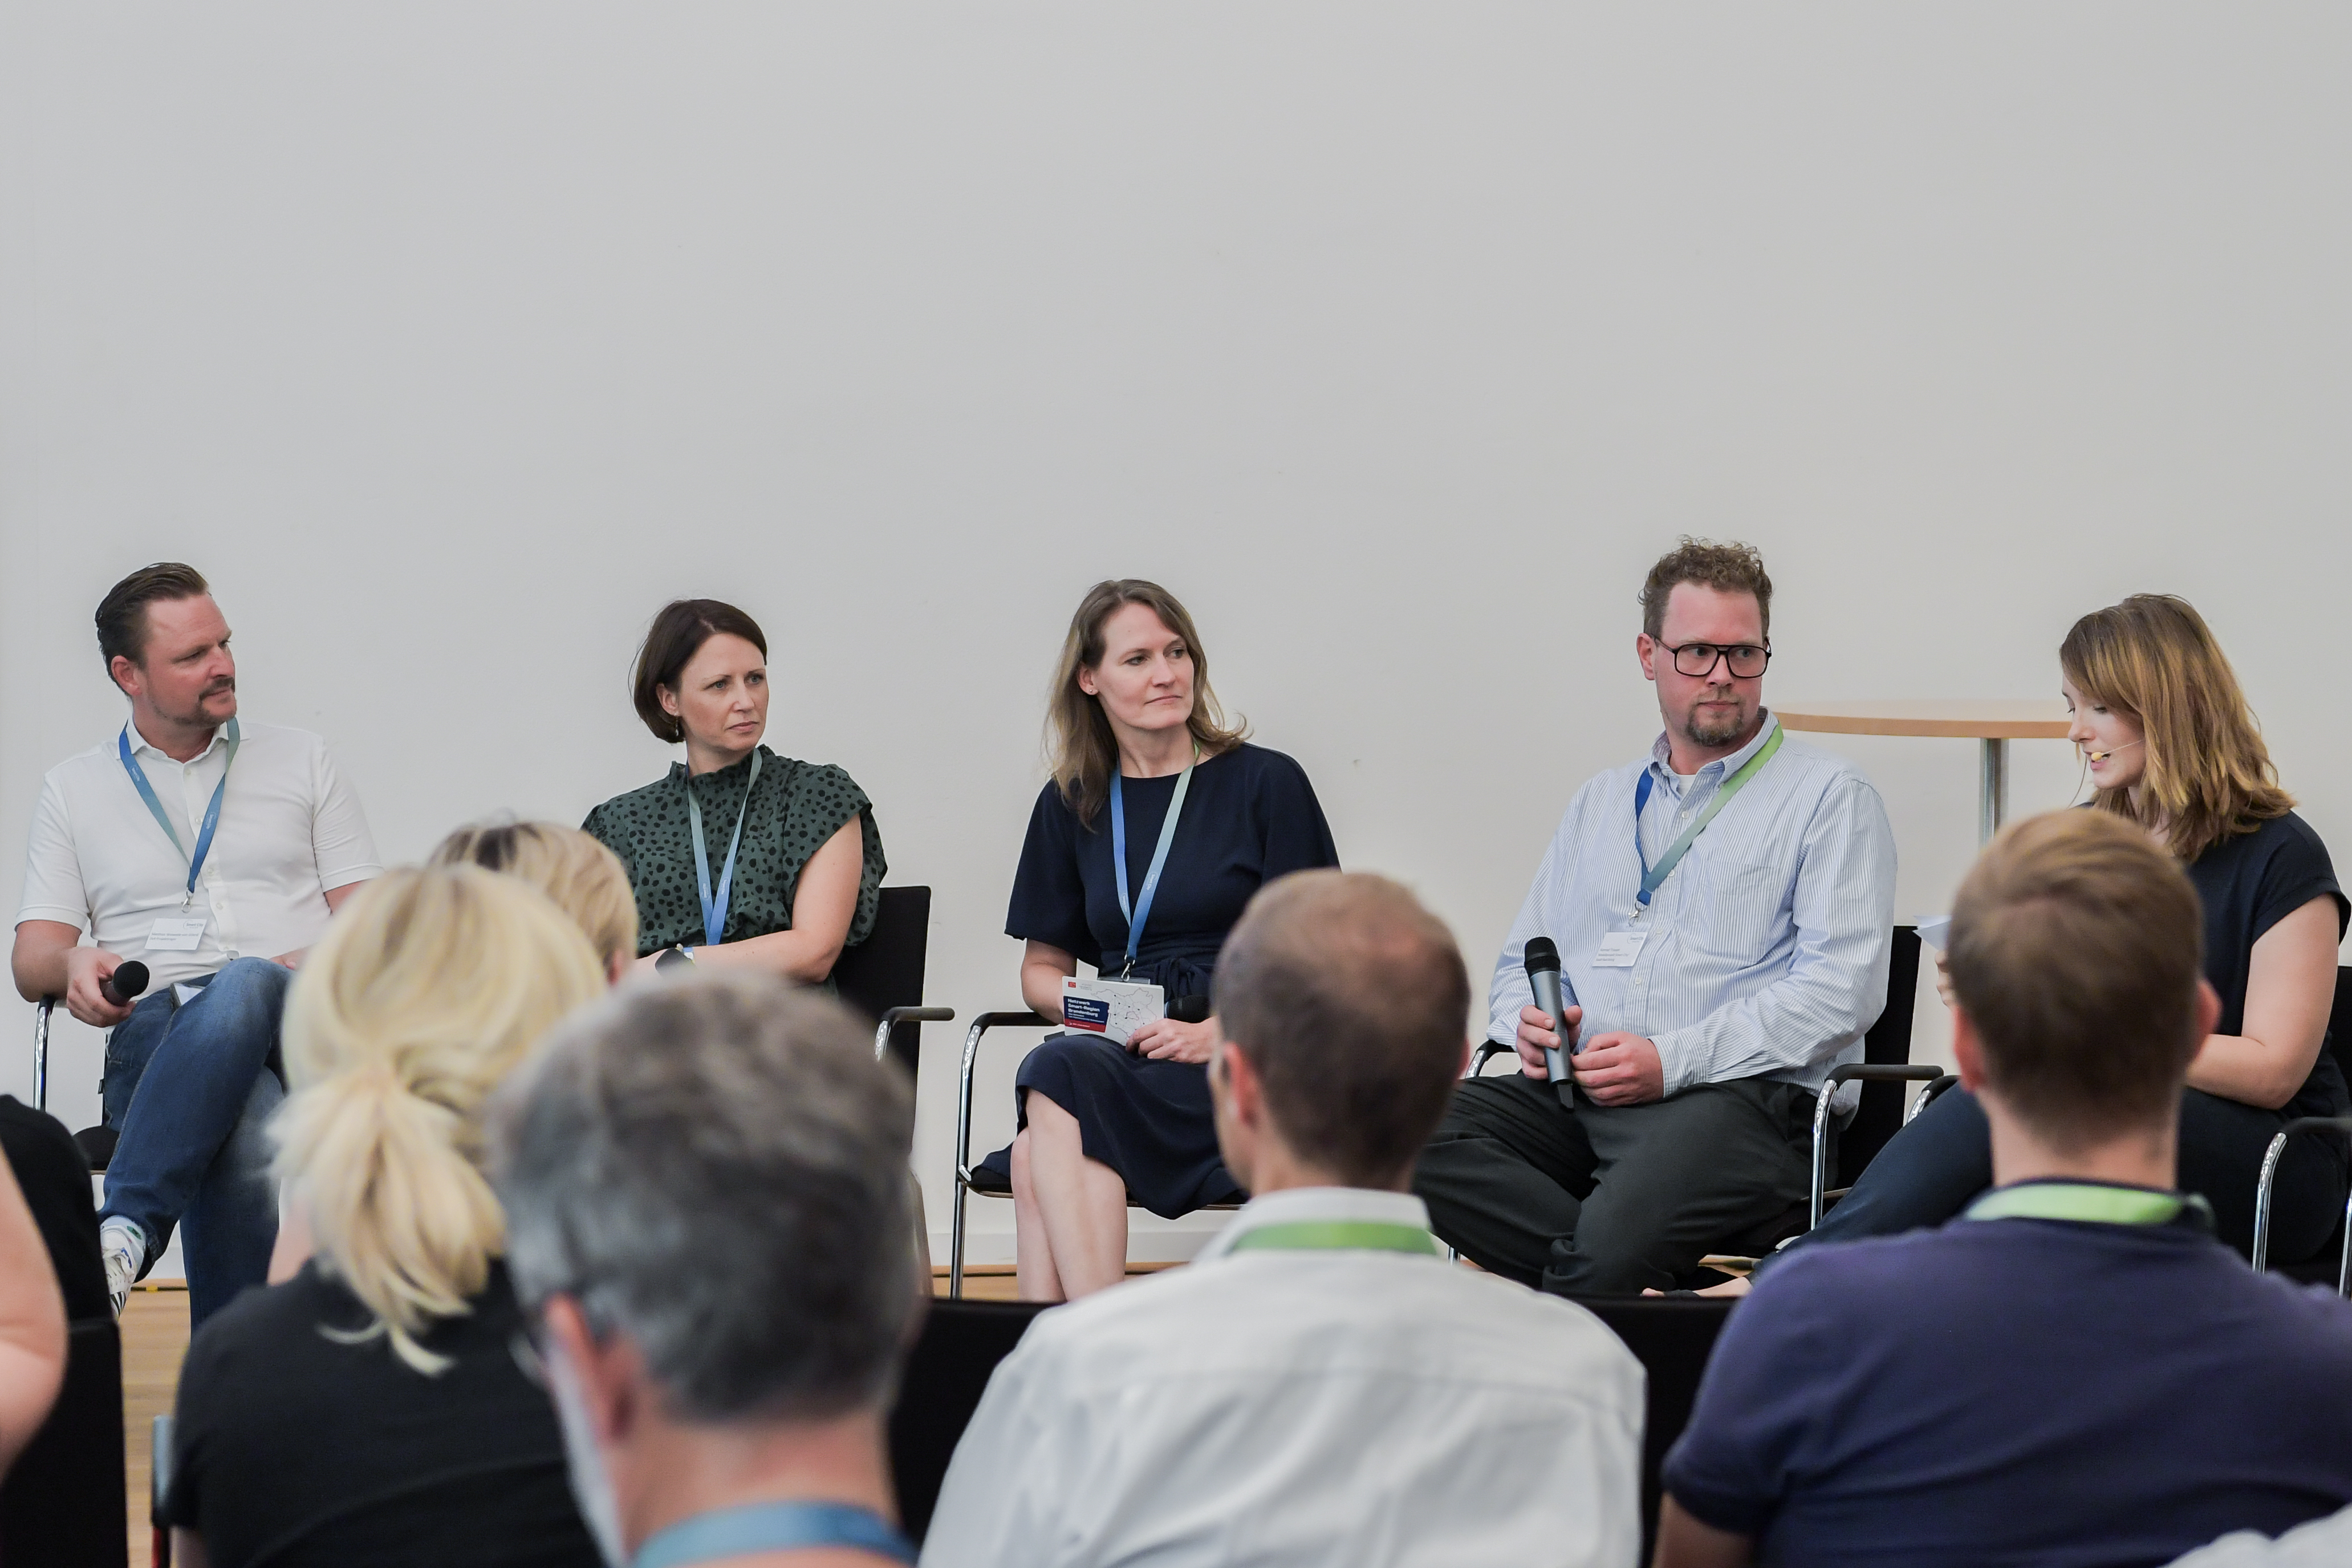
left=2060, top=594, right=2292, bottom=863
left=1047, top=580, right=1247, bottom=827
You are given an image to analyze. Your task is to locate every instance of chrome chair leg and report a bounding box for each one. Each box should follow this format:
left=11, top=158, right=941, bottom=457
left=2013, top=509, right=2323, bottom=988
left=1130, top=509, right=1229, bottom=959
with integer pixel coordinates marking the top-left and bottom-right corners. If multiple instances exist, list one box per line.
left=2251, top=1117, right=2352, bottom=1294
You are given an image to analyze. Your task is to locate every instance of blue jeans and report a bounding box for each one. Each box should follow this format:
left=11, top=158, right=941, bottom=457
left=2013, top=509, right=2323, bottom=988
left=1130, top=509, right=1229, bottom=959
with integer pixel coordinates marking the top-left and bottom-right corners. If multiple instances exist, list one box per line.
left=99, top=957, right=290, bottom=1327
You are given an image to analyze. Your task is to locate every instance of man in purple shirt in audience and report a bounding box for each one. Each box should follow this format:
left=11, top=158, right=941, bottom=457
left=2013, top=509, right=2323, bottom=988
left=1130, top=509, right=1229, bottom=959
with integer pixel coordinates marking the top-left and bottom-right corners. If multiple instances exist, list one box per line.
left=1658, top=810, right=2352, bottom=1568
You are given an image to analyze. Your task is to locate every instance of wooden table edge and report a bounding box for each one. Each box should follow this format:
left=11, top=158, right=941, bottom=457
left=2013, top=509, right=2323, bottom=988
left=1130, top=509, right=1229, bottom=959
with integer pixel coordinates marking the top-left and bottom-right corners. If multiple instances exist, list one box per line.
left=1776, top=711, right=2074, bottom=740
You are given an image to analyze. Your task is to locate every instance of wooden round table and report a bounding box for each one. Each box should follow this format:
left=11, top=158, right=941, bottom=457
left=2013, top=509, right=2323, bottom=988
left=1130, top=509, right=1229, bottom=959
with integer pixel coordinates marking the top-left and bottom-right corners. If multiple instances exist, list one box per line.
left=1773, top=700, right=2073, bottom=842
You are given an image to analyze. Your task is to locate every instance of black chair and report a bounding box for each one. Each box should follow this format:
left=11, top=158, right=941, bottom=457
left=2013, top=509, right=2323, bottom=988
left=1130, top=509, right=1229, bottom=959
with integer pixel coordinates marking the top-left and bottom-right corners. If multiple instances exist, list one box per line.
left=31, top=998, right=116, bottom=1172
left=830, top=885, right=954, bottom=1078
left=2251, top=965, right=2352, bottom=1292
left=829, top=887, right=954, bottom=1274
left=1576, top=1297, right=1736, bottom=1567
left=0, top=1317, right=129, bottom=1568
left=888, top=1298, right=1049, bottom=1546
left=1468, top=925, right=1944, bottom=1254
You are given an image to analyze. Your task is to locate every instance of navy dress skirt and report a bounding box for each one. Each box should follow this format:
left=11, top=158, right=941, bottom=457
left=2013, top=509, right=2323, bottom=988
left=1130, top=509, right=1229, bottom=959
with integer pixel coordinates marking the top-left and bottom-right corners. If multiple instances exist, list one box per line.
left=976, top=743, right=1340, bottom=1217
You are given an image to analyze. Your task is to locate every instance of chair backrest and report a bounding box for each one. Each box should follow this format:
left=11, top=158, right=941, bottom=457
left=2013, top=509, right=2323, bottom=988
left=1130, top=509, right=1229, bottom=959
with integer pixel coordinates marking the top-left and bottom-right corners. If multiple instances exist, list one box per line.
left=0, top=1317, right=129, bottom=1568
left=887, top=1298, right=1048, bottom=1545
left=1836, top=923, right=1923, bottom=1187
left=830, top=885, right=932, bottom=1078
left=1575, top=1295, right=1735, bottom=1567
left=2330, top=966, right=2352, bottom=1087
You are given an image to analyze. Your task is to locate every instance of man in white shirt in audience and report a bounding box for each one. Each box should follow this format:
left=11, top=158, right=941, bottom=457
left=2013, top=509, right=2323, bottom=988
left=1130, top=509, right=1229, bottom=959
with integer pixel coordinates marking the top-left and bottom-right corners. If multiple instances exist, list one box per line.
left=491, top=974, right=925, bottom=1568
left=923, top=870, right=1646, bottom=1568
left=9, top=563, right=379, bottom=1326
left=2170, top=1507, right=2352, bottom=1568
left=1416, top=537, right=1897, bottom=1295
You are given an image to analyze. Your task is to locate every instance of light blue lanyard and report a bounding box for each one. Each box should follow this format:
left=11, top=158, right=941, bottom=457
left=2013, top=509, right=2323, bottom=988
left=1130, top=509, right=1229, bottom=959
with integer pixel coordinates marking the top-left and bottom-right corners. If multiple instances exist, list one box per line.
left=632, top=1500, right=915, bottom=1568
left=1110, top=750, right=1196, bottom=980
left=686, top=749, right=762, bottom=950
left=1631, top=721, right=1782, bottom=909
left=117, top=720, right=240, bottom=907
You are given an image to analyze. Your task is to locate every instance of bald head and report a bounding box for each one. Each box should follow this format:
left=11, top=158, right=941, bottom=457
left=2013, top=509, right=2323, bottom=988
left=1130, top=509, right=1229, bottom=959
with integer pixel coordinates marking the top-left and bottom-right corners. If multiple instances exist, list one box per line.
left=1213, top=871, right=1470, bottom=1187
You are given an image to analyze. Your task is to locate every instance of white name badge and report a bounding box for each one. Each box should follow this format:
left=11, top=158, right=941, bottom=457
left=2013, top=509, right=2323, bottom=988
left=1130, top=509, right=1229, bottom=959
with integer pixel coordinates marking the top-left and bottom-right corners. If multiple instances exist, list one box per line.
left=1062, top=975, right=1166, bottom=1046
left=144, top=916, right=209, bottom=953
left=1592, top=929, right=1649, bottom=969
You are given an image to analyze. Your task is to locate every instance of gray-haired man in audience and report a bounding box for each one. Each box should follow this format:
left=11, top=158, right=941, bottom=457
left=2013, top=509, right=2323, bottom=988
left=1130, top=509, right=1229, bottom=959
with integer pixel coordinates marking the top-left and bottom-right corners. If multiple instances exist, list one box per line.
left=488, top=973, right=923, bottom=1568
left=923, top=870, right=1644, bottom=1568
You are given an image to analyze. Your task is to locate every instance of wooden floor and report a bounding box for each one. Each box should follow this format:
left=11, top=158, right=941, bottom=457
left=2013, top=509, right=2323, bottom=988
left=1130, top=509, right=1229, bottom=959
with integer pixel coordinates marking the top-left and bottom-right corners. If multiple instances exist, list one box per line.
left=111, top=1266, right=1171, bottom=1562
left=121, top=1287, right=189, bottom=1568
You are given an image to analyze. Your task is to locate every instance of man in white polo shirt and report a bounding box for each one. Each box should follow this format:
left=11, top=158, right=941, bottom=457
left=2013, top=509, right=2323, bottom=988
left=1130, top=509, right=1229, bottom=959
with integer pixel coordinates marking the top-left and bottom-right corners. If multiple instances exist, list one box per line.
left=10, top=563, right=380, bottom=1326
left=923, top=871, right=1644, bottom=1568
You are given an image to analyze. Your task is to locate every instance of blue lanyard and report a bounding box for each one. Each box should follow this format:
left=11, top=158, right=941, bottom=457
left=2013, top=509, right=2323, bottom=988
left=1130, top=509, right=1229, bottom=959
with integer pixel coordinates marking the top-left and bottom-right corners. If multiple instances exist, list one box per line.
left=686, top=749, right=762, bottom=950
left=1631, top=721, right=1782, bottom=909
left=1110, top=749, right=1196, bottom=980
left=633, top=1501, right=915, bottom=1568
left=117, top=720, right=241, bottom=907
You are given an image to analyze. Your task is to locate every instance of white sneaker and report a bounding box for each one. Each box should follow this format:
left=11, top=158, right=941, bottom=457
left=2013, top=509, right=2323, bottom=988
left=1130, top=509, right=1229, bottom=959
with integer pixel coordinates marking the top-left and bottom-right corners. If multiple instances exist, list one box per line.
left=100, top=1219, right=145, bottom=1318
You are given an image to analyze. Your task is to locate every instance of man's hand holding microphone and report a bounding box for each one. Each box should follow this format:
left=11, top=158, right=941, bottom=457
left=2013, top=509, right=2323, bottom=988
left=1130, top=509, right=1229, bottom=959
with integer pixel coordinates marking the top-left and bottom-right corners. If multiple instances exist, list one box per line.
left=61, top=950, right=149, bottom=1029
left=1515, top=937, right=1666, bottom=1107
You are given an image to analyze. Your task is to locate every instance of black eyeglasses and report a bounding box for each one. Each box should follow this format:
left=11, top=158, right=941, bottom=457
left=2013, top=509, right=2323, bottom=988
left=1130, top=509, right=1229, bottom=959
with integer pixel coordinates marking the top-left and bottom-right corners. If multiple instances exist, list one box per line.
left=1660, top=640, right=1770, bottom=679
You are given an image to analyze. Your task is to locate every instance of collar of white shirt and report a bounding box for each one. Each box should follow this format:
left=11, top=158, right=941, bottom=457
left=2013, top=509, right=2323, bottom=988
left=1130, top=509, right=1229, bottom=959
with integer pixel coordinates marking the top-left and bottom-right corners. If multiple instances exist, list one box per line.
left=1646, top=706, right=1780, bottom=795
left=124, top=719, right=235, bottom=767
left=1193, top=1185, right=1441, bottom=1264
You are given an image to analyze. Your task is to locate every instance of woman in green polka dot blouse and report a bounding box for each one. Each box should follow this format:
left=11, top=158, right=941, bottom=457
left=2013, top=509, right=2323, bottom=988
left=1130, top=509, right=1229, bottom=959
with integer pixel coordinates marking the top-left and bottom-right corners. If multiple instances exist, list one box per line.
left=582, top=599, right=885, bottom=980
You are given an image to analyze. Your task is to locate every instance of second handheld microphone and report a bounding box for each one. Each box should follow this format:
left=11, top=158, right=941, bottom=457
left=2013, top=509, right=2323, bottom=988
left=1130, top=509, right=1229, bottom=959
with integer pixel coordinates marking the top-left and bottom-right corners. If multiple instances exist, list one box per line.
left=1522, top=937, right=1572, bottom=1102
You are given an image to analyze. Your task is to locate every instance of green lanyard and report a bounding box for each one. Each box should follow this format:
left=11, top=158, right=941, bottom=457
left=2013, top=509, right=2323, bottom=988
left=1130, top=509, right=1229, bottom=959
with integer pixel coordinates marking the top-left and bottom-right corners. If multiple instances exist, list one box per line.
left=1965, top=1181, right=2204, bottom=1227
left=1634, top=720, right=1782, bottom=910
left=1227, top=1220, right=1441, bottom=1257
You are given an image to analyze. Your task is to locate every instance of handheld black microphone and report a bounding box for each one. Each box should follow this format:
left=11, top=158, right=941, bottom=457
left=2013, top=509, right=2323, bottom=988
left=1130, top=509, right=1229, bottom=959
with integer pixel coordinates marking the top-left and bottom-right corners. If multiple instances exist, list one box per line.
left=1522, top=938, right=1572, bottom=1100
left=1168, top=994, right=1212, bottom=1025
left=101, top=960, right=150, bottom=1008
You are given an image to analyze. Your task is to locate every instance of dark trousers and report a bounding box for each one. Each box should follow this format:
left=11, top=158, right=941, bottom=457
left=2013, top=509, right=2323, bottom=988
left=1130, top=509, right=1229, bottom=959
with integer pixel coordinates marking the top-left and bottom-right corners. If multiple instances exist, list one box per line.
left=1413, top=1071, right=1817, bottom=1295
left=1764, top=1082, right=2352, bottom=1274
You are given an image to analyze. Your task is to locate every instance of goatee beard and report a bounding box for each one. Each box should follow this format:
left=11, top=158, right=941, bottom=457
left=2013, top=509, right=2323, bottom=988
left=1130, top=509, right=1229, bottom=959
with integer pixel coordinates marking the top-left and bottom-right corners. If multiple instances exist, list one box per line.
left=1687, top=704, right=1748, bottom=748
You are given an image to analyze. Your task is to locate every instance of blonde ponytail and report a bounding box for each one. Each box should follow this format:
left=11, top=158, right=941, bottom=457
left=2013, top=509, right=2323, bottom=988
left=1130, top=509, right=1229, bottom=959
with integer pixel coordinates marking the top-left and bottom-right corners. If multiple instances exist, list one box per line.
left=275, top=866, right=607, bottom=1373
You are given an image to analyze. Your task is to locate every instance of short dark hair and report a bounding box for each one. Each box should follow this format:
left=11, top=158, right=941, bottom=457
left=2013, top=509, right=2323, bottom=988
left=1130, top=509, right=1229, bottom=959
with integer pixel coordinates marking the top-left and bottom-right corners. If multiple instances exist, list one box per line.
left=1639, top=538, right=1772, bottom=640
left=631, top=600, right=769, bottom=744
left=489, top=974, right=919, bottom=1423
left=1212, top=871, right=1469, bottom=1186
left=96, top=563, right=211, bottom=681
left=1947, top=811, right=2205, bottom=1153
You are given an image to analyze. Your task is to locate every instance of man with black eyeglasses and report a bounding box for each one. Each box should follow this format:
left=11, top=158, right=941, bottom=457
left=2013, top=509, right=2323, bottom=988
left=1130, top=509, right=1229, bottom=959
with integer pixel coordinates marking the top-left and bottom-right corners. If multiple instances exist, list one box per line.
left=1414, top=538, right=1896, bottom=1295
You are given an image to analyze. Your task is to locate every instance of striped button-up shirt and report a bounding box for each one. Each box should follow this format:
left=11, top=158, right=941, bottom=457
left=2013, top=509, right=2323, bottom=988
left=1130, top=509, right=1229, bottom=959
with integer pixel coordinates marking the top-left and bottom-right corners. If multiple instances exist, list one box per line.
left=1487, top=713, right=1897, bottom=1097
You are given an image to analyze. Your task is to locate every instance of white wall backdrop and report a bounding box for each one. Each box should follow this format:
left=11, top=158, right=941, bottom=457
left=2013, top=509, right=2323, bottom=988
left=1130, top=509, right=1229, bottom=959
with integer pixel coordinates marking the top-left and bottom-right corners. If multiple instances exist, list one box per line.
left=5, top=4, right=2347, bottom=1262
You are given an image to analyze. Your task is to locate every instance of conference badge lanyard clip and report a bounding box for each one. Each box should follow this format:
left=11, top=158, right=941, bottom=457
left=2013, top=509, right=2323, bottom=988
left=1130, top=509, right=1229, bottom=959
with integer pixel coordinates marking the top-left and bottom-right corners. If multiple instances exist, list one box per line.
left=1061, top=749, right=1195, bottom=1048
left=119, top=718, right=240, bottom=953
left=688, top=749, right=762, bottom=952
left=1604, top=721, right=1784, bottom=969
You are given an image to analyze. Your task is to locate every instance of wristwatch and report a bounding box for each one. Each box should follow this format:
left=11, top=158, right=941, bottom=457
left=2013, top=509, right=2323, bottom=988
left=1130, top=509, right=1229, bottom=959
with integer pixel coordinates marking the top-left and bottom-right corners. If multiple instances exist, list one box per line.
left=655, top=944, right=697, bottom=973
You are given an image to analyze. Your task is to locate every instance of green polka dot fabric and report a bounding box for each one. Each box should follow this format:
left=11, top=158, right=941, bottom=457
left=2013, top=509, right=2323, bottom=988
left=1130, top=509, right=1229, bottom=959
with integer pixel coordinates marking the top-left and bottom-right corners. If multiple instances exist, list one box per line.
left=582, top=746, right=885, bottom=960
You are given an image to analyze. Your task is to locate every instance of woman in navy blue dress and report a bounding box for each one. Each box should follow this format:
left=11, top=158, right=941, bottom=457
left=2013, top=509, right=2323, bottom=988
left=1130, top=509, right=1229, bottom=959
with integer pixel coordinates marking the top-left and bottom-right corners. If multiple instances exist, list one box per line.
left=978, top=580, right=1339, bottom=1301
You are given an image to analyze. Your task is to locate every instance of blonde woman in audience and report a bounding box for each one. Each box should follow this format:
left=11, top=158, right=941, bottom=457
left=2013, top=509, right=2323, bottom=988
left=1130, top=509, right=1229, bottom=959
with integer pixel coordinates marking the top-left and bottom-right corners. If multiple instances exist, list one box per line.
left=429, top=820, right=640, bottom=986
left=263, top=822, right=638, bottom=1283
left=158, top=866, right=608, bottom=1568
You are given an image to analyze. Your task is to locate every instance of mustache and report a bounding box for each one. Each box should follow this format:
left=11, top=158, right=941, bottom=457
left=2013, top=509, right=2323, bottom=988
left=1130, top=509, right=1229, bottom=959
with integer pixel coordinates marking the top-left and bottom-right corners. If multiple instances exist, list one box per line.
left=201, top=677, right=237, bottom=696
